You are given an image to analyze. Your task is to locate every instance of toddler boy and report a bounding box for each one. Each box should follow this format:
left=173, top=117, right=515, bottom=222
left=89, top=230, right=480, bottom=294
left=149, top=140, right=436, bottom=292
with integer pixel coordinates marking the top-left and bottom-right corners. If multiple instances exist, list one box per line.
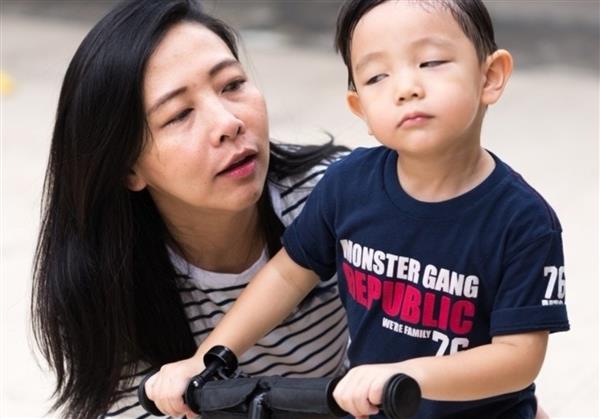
left=195, top=1, right=569, bottom=417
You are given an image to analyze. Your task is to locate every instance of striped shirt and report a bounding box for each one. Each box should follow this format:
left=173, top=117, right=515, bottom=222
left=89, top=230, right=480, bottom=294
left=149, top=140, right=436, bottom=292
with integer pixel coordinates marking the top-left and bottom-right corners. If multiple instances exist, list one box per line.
left=102, top=156, right=349, bottom=418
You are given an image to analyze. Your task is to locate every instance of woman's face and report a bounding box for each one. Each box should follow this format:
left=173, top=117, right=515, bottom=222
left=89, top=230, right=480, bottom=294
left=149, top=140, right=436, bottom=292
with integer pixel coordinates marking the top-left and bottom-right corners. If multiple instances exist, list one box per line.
left=129, top=22, right=270, bottom=218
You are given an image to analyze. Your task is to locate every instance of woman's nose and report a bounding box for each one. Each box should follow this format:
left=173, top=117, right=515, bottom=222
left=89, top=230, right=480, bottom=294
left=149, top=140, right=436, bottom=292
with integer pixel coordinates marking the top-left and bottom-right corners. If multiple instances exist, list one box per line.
left=208, top=101, right=245, bottom=146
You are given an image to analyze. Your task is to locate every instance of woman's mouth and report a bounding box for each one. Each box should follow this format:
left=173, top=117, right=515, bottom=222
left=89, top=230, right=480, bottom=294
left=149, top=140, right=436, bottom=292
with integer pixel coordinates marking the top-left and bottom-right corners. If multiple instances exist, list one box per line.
left=217, top=154, right=257, bottom=178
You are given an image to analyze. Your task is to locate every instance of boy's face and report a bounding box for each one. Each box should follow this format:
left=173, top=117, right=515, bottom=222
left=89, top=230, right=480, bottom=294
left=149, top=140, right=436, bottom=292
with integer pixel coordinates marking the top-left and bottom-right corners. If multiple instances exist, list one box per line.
left=347, top=1, right=487, bottom=156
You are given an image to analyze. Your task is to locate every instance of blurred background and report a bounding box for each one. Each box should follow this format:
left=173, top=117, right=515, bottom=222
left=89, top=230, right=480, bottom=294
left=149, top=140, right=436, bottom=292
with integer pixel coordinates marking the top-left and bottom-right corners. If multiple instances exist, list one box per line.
left=1, top=0, right=598, bottom=417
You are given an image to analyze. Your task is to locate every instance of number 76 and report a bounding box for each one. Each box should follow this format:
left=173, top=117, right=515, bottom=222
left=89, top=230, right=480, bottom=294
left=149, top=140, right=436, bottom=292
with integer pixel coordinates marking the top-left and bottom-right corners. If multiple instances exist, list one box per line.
left=544, top=266, right=565, bottom=299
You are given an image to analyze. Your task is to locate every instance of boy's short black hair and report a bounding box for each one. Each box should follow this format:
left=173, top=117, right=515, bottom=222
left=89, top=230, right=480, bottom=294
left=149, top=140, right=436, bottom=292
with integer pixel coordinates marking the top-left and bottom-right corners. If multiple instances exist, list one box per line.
left=335, top=0, right=498, bottom=90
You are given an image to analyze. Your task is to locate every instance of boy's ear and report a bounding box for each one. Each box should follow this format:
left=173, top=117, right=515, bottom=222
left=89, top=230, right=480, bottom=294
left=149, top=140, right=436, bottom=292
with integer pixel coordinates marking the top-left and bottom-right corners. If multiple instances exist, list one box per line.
left=481, top=49, right=513, bottom=105
left=346, top=90, right=373, bottom=135
left=126, top=167, right=147, bottom=192
left=346, top=90, right=365, bottom=119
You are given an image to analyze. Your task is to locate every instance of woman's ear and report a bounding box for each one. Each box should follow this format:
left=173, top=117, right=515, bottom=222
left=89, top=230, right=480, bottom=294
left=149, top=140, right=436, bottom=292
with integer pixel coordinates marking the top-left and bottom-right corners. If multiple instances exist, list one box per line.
left=346, top=90, right=373, bottom=135
left=126, top=168, right=147, bottom=192
left=481, top=49, right=513, bottom=105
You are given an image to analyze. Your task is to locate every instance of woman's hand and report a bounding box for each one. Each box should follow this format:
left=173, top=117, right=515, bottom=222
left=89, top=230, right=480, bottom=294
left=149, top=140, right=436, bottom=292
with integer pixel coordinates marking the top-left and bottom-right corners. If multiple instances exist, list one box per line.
left=144, top=356, right=204, bottom=418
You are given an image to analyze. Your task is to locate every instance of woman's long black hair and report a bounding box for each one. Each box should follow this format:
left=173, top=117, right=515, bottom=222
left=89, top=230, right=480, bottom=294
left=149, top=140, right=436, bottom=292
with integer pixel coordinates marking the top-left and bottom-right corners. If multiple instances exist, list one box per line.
left=31, top=1, right=348, bottom=418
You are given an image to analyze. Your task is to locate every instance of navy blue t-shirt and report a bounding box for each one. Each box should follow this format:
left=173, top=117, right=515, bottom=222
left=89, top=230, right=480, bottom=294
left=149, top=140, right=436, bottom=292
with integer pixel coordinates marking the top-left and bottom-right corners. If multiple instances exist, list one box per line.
left=283, top=147, right=569, bottom=418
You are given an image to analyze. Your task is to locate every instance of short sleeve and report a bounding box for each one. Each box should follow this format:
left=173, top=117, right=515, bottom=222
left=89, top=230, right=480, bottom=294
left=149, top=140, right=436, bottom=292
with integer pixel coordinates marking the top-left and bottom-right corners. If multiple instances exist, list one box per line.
left=282, top=168, right=337, bottom=280
left=490, top=231, right=570, bottom=336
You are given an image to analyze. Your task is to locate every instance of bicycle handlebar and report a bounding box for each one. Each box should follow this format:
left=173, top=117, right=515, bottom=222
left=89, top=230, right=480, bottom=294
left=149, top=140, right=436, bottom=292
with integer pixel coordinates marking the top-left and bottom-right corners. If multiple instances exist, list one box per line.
left=138, top=346, right=421, bottom=418
left=137, top=345, right=238, bottom=416
left=380, top=373, right=421, bottom=418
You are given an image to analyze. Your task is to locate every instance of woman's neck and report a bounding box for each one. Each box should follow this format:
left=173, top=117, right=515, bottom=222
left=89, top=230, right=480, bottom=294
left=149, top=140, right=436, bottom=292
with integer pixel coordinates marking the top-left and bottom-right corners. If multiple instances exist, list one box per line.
left=166, top=205, right=264, bottom=274
left=396, top=145, right=495, bottom=203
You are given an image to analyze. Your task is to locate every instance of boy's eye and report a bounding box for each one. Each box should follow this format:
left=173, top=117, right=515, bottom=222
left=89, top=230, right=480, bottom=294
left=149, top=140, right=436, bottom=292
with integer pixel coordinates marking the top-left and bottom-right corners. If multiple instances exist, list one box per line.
left=164, top=108, right=192, bottom=127
left=223, top=78, right=246, bottom=93
left=365, top=74, right=387, bottom=85
left=420, top=60, right=447, bottom=68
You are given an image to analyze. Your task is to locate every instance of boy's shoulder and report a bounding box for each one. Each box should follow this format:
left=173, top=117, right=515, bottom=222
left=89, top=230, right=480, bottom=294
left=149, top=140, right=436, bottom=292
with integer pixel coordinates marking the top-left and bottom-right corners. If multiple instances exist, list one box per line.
left=325, top=145, right=389, bottom=176
left=505, top=163, right=559, bottom=219
left=315, top=146, right=391, bottom=194
left=491, top=156, right=562, bottom=241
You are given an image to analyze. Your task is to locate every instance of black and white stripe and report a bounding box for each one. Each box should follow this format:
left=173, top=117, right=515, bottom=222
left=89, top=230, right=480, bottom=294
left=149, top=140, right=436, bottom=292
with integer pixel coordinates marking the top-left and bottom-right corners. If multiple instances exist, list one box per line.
left=103, top=154, right=349, bottom=418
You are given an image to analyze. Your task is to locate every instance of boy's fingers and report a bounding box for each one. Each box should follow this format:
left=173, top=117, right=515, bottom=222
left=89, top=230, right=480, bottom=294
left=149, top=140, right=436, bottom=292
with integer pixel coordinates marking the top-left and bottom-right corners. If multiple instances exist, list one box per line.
left=185, top=408, right=198, bottom=418
left=352, top=392, right=370, bottom=415
left=348, top=379, right=377, bottom=416
left=367, top=379, right=384, bottom=406
left=358, top=399, right=379, bottom=416
left=144, top=373, right=157, bottom=399
left=164, top=393, right=187, bottom=417
left=333, top=368, right=379, bottom=416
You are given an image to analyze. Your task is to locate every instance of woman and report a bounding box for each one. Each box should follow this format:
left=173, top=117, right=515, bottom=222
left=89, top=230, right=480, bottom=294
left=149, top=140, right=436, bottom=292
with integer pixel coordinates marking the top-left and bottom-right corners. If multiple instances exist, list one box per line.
left=31, top=1, right=349, bottom=417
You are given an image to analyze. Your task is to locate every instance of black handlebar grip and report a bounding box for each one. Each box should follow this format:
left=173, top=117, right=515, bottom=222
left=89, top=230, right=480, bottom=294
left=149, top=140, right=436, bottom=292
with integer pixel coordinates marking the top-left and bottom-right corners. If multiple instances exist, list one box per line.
left=203, top=345, right=238, bottom=375
left=137, top=369, right=163, bottom=416
left=381, top=373, right=421, bottom=418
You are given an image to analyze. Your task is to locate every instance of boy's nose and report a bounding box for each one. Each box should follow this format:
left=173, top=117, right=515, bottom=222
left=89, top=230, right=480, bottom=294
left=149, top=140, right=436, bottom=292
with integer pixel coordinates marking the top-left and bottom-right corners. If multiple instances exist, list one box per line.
left=396, top=77, right=424, bottom=103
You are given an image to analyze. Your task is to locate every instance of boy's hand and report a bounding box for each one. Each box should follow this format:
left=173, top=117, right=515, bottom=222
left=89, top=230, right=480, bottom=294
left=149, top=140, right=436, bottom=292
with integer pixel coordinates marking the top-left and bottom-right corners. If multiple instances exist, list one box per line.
left=333, top=331, right=547, bottom=418
left=144, top=356, right=204, bottom=418
left=332, top=363, right=415, bottom=418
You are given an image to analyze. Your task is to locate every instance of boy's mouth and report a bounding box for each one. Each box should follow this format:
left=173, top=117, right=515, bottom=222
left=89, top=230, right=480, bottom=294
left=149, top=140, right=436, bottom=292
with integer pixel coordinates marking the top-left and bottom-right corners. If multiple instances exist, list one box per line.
left=398, top=112, right=433, bottom=128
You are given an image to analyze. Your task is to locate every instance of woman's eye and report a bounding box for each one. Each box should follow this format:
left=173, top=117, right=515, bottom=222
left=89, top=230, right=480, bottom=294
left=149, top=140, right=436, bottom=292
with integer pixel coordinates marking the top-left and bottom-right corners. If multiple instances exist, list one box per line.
left=223, top=78, right=246, bottom=93
left=165, top=108, right=192, bottom=127
left=365, top=74, right=387, bottom=85
left=420, top=60, right=447, bottom=68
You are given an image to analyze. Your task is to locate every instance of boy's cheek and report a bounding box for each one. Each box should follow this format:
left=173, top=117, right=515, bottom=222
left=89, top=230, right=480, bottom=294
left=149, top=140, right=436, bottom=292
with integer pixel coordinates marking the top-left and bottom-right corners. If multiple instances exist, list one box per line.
left=363, top=113, right=386, bottom=137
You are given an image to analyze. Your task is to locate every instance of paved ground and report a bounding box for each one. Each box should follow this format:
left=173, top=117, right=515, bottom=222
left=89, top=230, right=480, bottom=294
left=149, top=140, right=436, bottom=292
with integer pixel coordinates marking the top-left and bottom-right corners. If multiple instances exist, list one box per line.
left=1, top=1, right=598, bottom=418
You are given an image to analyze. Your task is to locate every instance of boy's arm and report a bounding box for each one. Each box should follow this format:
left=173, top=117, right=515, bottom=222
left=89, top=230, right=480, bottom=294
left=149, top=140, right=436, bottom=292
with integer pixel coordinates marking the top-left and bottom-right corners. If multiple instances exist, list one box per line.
left=333, top=331, right=548, bottom=417
left=197, top=247, right=320, bottom=356
left=145, top=248, right=319, bottom=417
